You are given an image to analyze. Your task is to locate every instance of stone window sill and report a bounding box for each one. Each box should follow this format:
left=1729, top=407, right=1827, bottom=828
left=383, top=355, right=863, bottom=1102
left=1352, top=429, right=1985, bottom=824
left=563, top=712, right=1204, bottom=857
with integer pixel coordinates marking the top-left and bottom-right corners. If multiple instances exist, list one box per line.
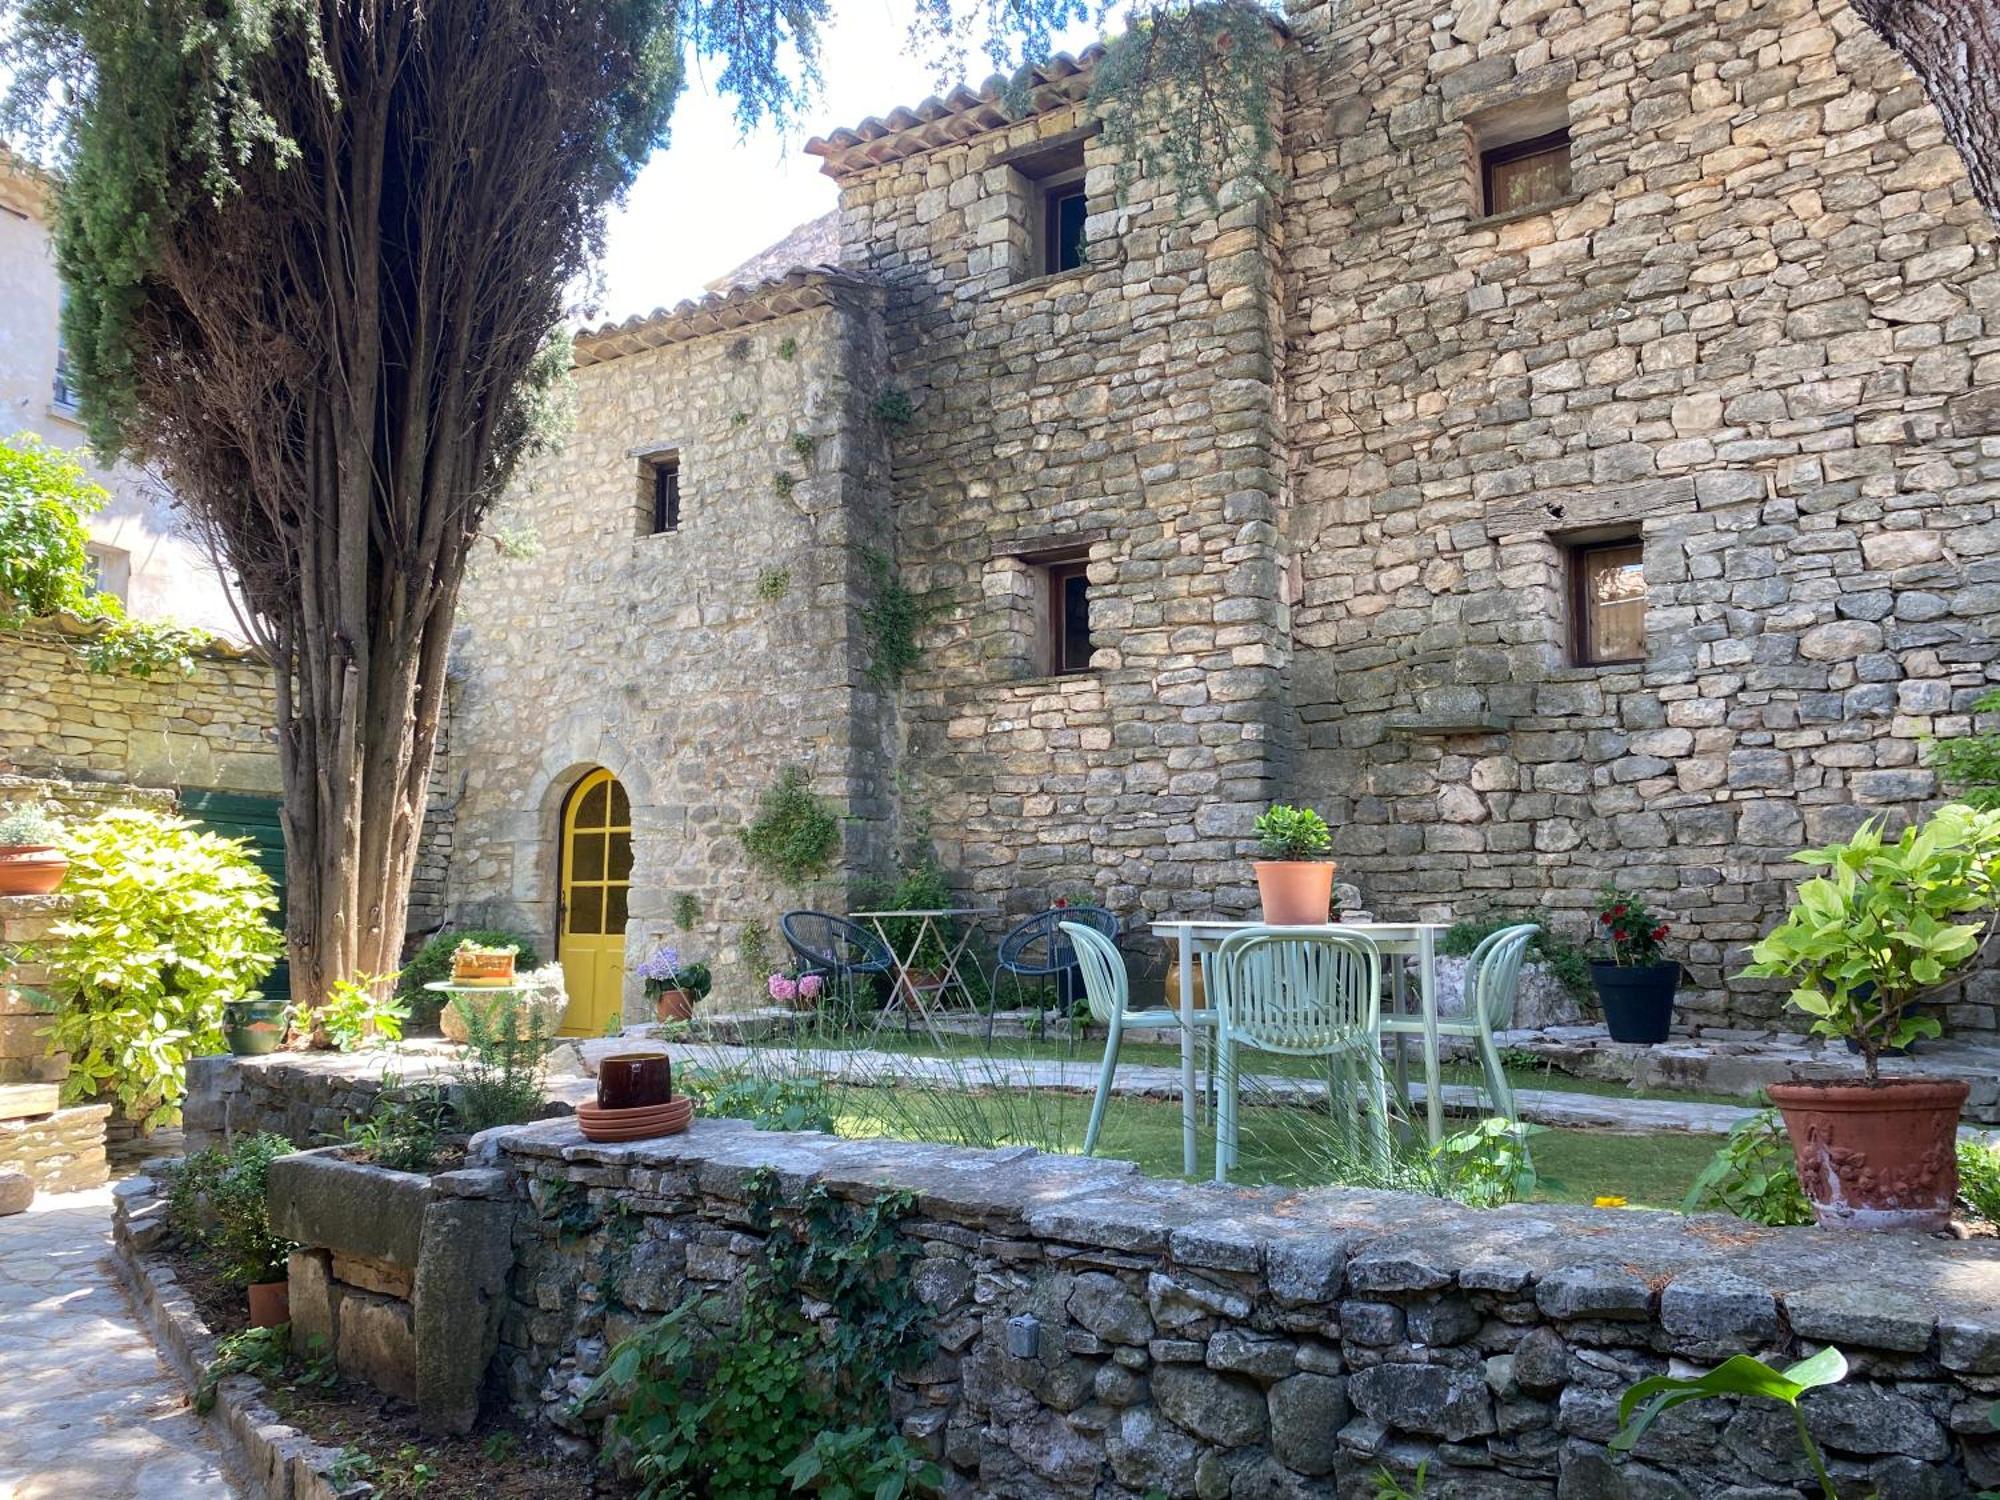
left=1463, top=192, right=1584, bottom=233
left=1008, top=670, right=1099, bottom=689
left=999, top=265, right=1094, bottom=300
left=47, top=402, right=82, bottom=427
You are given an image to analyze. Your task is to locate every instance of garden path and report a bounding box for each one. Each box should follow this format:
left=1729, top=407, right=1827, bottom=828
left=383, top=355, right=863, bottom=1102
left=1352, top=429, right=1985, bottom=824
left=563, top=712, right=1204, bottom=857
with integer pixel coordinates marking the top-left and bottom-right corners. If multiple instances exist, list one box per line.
left=0, top=1186, right=244, bottom=1500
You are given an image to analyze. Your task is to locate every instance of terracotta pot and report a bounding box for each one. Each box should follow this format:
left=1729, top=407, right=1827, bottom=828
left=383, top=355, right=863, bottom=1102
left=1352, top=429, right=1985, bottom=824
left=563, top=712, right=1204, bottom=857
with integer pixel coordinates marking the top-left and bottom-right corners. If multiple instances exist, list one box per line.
left=598, top=1051, right=673, bottom=1110
left=897, top=969, right=944, bottom=1005
left=653, top=987, right=694, bottom=1023
left=247, top=1280, right=290, bottom=1329
left=1768, top=1077, right=1969, bottom=1231
left=1162, top=958, right=1210, bottom=1012
left=1252, top=860, right=1336, bottom=925
left=451, top=948, right=517, bottom=985
left=0, top=845, right=67, bottom=897
left=1591, top=961, right=1679, bottom=1044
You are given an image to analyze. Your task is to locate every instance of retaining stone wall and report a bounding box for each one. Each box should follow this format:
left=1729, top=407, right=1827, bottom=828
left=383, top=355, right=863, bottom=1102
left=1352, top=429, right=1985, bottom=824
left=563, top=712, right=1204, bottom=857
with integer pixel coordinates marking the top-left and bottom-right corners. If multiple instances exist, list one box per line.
left=492, top=1115, right=2000, bottom=1499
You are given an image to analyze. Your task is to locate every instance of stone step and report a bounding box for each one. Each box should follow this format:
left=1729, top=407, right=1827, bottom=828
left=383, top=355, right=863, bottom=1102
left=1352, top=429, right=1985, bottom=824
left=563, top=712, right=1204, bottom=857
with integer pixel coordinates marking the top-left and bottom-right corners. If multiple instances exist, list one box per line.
left=0, top=1083, right=58, bottom=1122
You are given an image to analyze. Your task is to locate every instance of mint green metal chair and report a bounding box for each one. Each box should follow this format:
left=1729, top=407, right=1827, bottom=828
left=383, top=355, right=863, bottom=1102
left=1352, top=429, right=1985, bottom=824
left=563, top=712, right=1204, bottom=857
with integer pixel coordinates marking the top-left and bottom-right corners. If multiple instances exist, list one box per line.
left=1381, top=923, right=1538, bottom=1126
left=1063, top=922, right=1218, bottom=1158
left=1211, top=927, right=1387, bottom=1183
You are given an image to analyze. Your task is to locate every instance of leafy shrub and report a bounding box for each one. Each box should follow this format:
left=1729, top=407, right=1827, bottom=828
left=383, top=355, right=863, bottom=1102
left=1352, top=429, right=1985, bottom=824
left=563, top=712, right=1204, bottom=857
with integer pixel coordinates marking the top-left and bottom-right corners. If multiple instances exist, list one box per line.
left=1959, top=1138, right=2000, bottom=1224
left=322, top=973, right=407, bottom=1051
left=396, top=927, right=540, bottom=1030
left=1928, top=689, right=2000, bottom=810
left=737, top=919, right=772, bottom=978
left=1432, top=1116, right=1541, bottom=1207
left=1439, top=916, right=1593, bottom=1004
left=48, top=809, right=282, bottom=1127
left=855, top=853, right=955, bottom=970
left=1253, top=804, right=1333, bottom=861
left=344, top=1076, right=454, bottom=1173
left=740, top=766, right=842, bottom=887
left=0, top=803, right=60, bottom=845
left=680, top=1067, right=835, bottom=1134
left=1682, top=1109, right=1813, bottom=1226
left=454, top=993, right=555, bottom=1134
left=165, top=1132, right=297, bottom=1285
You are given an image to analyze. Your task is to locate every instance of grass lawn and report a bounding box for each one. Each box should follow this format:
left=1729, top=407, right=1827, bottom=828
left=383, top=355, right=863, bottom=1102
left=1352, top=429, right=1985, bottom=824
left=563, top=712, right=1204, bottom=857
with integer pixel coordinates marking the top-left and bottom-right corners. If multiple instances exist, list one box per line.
left=826, top=1082, right=1720, bottom=1211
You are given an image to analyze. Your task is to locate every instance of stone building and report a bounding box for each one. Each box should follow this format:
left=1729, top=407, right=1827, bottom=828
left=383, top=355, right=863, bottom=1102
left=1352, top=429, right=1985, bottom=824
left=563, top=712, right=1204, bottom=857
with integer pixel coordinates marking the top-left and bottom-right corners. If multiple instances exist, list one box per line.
left=436, top=0, right=2000, bottom=1033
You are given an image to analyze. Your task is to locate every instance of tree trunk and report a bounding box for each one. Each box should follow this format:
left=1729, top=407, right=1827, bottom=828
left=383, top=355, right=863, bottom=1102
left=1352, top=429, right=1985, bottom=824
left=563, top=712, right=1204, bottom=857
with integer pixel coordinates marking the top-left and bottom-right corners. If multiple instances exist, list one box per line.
left=1851, top=0, right=2000, bottom=226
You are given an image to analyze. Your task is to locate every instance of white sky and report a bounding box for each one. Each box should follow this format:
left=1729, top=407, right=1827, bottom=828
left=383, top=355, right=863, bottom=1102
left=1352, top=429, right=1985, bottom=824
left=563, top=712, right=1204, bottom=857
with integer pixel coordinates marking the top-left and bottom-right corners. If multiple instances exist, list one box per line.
left=593, top=3, right=1104, bottom=323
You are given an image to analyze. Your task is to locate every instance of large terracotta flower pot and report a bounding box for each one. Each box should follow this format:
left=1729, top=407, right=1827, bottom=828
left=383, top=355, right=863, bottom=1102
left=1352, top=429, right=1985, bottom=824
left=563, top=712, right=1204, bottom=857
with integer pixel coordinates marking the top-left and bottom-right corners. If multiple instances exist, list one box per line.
left=652, top=987, right=694, bottom=1023
left=0, top=845, right=67, bottom=897
left=1252, top=861, right=1336, bottom=925
left=1591, top=961, right=1679, bottom=1044
left=1767, top=1077, right=1969, bottom=1231
left=247, top=1280, right=290, bottom=1328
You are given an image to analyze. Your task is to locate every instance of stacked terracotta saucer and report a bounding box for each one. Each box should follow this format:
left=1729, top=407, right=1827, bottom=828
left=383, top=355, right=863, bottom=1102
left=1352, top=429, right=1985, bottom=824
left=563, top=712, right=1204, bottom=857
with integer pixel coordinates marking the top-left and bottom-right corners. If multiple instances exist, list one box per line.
left=577, top=1094, right=694, bottom=1142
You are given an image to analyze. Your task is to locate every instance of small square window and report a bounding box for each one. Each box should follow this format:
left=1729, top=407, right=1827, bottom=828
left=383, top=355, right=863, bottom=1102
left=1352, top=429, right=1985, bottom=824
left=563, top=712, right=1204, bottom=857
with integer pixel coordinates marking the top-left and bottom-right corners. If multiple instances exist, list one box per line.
left=1044, top=182, right=1087, bottom=276
left=1570, top=538, right=1645, bottom=666
left=645, top=452, right=681, bottom=535
left=1043, top=557, right=1094, bottom=676
left=1481, top=128, right=1571, bottom=217
left=999, top=136, right=1090, bottom=281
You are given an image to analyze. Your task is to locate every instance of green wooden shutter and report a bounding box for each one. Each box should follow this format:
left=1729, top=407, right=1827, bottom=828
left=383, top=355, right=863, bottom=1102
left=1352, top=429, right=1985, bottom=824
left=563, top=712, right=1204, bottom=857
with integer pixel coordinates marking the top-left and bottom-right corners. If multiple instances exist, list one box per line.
left=180, top=789, right=290, bottom=1001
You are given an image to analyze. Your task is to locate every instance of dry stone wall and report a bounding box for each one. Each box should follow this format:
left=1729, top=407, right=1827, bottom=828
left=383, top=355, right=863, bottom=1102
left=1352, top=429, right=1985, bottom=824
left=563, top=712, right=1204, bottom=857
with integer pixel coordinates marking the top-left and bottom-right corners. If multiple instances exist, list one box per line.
left=492, top=1114, right=2000, bottom=1498
left=439, top=283, right=897, bottom=1017
left=1279, top=0, right=2000, bottom=1027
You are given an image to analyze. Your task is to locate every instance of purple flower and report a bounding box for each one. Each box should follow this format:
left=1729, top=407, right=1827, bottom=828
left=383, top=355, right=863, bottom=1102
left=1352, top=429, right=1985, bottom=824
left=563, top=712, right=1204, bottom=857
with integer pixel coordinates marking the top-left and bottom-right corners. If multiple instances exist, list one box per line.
left=634, top=945, right=682, bottom=983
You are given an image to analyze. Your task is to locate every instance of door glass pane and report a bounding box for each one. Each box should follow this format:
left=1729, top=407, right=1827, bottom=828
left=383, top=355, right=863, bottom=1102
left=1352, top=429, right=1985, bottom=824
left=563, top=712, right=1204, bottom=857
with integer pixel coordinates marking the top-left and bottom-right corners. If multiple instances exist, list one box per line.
left=605, top=885, right=629, bottom=931
left=571, top=831, right=606, bottom=881
left=1061, top=571, right=1092, bottom=673
left=610, top=781, right=631, bottom=827
left=608, top=830, right=633, bottom=882
left=577, top=779, right=608, bottom=829
left=1584, top=544, right=1646, bottom=661
left=569, top=885, right=603, bottom=935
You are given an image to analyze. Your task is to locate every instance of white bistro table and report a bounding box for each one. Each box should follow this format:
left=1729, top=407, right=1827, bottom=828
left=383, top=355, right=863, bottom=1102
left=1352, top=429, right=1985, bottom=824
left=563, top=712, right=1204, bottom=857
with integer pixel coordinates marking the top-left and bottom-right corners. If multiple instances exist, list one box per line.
left=852, top=906, right=998, bottom=1047
left=1150, top=919, right=1453, bottom=1177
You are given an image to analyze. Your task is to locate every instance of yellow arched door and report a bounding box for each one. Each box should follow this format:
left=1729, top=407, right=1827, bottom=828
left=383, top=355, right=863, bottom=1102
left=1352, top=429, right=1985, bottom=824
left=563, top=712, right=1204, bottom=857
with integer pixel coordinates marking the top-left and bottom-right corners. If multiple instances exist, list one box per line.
left=558, top=769, right=631, bottom=1036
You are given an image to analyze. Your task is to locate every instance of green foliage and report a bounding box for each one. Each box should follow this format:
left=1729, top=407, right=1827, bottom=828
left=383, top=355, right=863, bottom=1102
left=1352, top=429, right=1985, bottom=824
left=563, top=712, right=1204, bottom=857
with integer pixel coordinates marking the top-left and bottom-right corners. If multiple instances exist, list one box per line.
left=1959, top=1138, right=2000, bottom=1224
left=0, top=803, right=61, bottom=846
left=871, top=386, right=914, bottom=426
left=738, top=920, right=773, bottom=977
left=856, top=852, right=956, bottom=970
left=344, top=1076, right=453, bottom=1174
left=1929, top=689, right=2000, bottom=810
left=755, top=567, right=790, bottom=602
left=580, top=1177, right=939, bottom=1500
left=1372, top=1462, right=1429, bottom=1500
left=47, top=809, right=281, bottom=1126
left=680, top=1067, right=836, bottom=1133
left=741, top=766, right=842, bottom=887
left=395, top=928, right=540, bottom=1030
left=454, top=993, right=555, bottom=1134
left=776, top=335, right=798, bottom=361
left=1612, top=1347, right=1848, bottom=1499
left=321, top=973, right=406, bottom=1052
left=1432, top=1117, right=1541, bottom=1207
left=859, top=548, right=940, bottom=688
left=788, top=432, right=816, bottom=463
left=1253, top=804, right=1332, bottom=861
left=1682, top=1109, right=1813, bottom=1226
left=0, top=434, right=211, bottom=676
left=164, top=1132, right=297, bottom=1286
left=1592, top=886, right=1671, bottom=968
left=1439, top=916, right=1593, bottom=1003
left=1742, top=803, right=2000, bottom=1076
left=772, top=469, right=796, bottom=501
left=672, top=892, right=702, bottom=931
left=195, top=1323, right=292, bottom=1413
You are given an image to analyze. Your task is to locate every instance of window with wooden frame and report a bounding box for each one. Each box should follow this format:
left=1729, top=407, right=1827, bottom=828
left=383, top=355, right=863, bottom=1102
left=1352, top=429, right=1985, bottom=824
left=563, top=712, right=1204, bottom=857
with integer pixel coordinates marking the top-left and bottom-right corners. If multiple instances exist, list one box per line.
left=997, top=135, right=1090, bottom=281
left=1481, top=128, right=1571, bottom=216
left=645, top=451, right=681, bottom=535
left=1569, top=537, right=1646, bottom=666
left=1042, top=555, right=1094, bottom=676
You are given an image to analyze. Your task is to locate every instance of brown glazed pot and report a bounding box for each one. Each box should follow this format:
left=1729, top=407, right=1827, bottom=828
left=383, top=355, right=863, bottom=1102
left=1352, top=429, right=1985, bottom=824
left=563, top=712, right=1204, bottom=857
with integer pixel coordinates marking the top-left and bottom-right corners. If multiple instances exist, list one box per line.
left=598, top=1051, right=674, bottom=1110
left=1252, top=860, right=1336, bottom=926
left=653, top=987, right=694, bottom=1023
left=0, top=845, right=68, bottom=897
left=247, top=1280, right=290, bottom=1329
left=1768, top=1077, right=1969, bottom=1231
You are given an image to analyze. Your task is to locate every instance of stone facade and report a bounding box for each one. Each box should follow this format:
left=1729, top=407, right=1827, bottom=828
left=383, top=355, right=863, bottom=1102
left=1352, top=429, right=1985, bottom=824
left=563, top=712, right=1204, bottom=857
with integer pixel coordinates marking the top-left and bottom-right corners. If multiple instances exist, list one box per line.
left=431, top=0, right=2000, bottom=1030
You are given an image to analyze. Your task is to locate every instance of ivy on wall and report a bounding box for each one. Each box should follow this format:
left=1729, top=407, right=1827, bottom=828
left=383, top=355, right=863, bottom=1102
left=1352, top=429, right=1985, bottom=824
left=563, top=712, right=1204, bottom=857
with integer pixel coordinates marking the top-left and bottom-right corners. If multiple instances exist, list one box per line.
left=859, top=548, right=938, bottom=688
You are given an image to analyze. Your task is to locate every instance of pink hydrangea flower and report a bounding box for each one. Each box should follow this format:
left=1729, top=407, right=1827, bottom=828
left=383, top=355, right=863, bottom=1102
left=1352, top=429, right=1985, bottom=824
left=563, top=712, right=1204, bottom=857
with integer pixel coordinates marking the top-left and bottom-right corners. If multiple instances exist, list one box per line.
left=798, top=974, right=824, bottom=1001
left=768, top=974, right=798, bottom=1003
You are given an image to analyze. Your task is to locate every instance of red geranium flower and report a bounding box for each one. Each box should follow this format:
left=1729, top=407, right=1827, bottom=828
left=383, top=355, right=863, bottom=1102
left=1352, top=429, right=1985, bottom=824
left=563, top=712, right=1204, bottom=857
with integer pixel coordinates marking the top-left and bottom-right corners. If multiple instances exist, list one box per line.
left=1651, top=925, right=1668, bottom=940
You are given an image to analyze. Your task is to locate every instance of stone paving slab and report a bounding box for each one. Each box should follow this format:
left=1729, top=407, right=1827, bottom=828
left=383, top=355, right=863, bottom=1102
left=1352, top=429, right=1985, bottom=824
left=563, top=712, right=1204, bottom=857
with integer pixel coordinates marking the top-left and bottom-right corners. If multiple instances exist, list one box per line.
left=0, top=1187, right=245, bottom=1500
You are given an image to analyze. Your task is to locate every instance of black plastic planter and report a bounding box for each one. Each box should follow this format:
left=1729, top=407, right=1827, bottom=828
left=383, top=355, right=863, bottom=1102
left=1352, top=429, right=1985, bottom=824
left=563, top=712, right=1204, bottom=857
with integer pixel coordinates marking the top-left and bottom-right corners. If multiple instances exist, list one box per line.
left=1591, top=961, right=1679, bottom=1044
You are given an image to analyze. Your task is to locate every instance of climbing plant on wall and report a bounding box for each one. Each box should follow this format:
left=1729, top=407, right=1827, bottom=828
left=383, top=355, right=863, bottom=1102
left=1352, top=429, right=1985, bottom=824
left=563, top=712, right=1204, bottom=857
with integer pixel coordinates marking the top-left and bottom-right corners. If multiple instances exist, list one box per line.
left=859, top=548, right=939, bottom=688
left=740, top=767, right=842, bottom=887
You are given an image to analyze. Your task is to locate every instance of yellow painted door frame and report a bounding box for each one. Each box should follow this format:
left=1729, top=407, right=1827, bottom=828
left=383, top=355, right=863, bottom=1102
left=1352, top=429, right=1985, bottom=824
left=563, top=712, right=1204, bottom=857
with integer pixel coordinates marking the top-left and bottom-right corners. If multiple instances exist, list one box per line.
left=558, top=768, right=632, bottom=1036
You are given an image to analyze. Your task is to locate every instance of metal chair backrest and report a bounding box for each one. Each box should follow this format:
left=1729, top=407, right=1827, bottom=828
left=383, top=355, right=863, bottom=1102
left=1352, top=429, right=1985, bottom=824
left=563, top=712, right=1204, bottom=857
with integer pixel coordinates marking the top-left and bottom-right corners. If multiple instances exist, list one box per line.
left=1212, top=927, right=1383, bottom=1055
left=1060, top=922, right=1131, bottom=1027
left=1000, top=906, right=1120, bottom=977
left=779, top=910, right=892, bottom=975
left=1467, top=923, right=1539, bottom=1032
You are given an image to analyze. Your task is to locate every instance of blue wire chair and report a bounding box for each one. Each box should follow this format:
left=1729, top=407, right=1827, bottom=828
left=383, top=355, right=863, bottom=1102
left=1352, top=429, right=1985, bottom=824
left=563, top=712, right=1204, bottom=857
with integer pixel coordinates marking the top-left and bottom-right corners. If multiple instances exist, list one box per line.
left=779, top=911, right=893, bottom=1017
left=996, top=906, right=1120, bottom=1038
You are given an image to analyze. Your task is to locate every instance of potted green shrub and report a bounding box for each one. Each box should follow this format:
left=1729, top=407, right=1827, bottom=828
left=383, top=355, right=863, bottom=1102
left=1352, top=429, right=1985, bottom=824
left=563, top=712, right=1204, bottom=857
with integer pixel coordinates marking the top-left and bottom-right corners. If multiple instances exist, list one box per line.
left=168, top=1133, right=298, bottom=1326
left=1741, top=803, right=2000, bottom=1231
left=1589, top=887, right=1679, bottom=1044
left=0, top=805, right=67, bottom=896
left=1251, top=805, right=1336, bottom=925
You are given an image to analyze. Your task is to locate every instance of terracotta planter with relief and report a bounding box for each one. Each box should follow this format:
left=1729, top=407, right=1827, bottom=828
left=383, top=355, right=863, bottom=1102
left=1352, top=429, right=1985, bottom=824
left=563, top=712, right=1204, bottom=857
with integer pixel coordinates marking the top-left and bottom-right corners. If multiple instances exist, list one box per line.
left=1252, top=860, right=1336, bottom=925
left=1767, top=1077, right=1969, bottom=1232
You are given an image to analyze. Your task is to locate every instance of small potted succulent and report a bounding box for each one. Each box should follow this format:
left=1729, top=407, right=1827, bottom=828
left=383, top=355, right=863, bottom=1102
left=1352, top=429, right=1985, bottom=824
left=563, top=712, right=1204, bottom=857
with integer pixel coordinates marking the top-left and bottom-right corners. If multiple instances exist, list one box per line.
left=1250, top=804, right=1336, bottom=925
left=1590, top=887, right=1679, bottom=1044
left=0, top=805, right=67, bottom=896
left=635, top=945, right=711, bottom=1022
left=1743, top=804, right=1999, bottom=1231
